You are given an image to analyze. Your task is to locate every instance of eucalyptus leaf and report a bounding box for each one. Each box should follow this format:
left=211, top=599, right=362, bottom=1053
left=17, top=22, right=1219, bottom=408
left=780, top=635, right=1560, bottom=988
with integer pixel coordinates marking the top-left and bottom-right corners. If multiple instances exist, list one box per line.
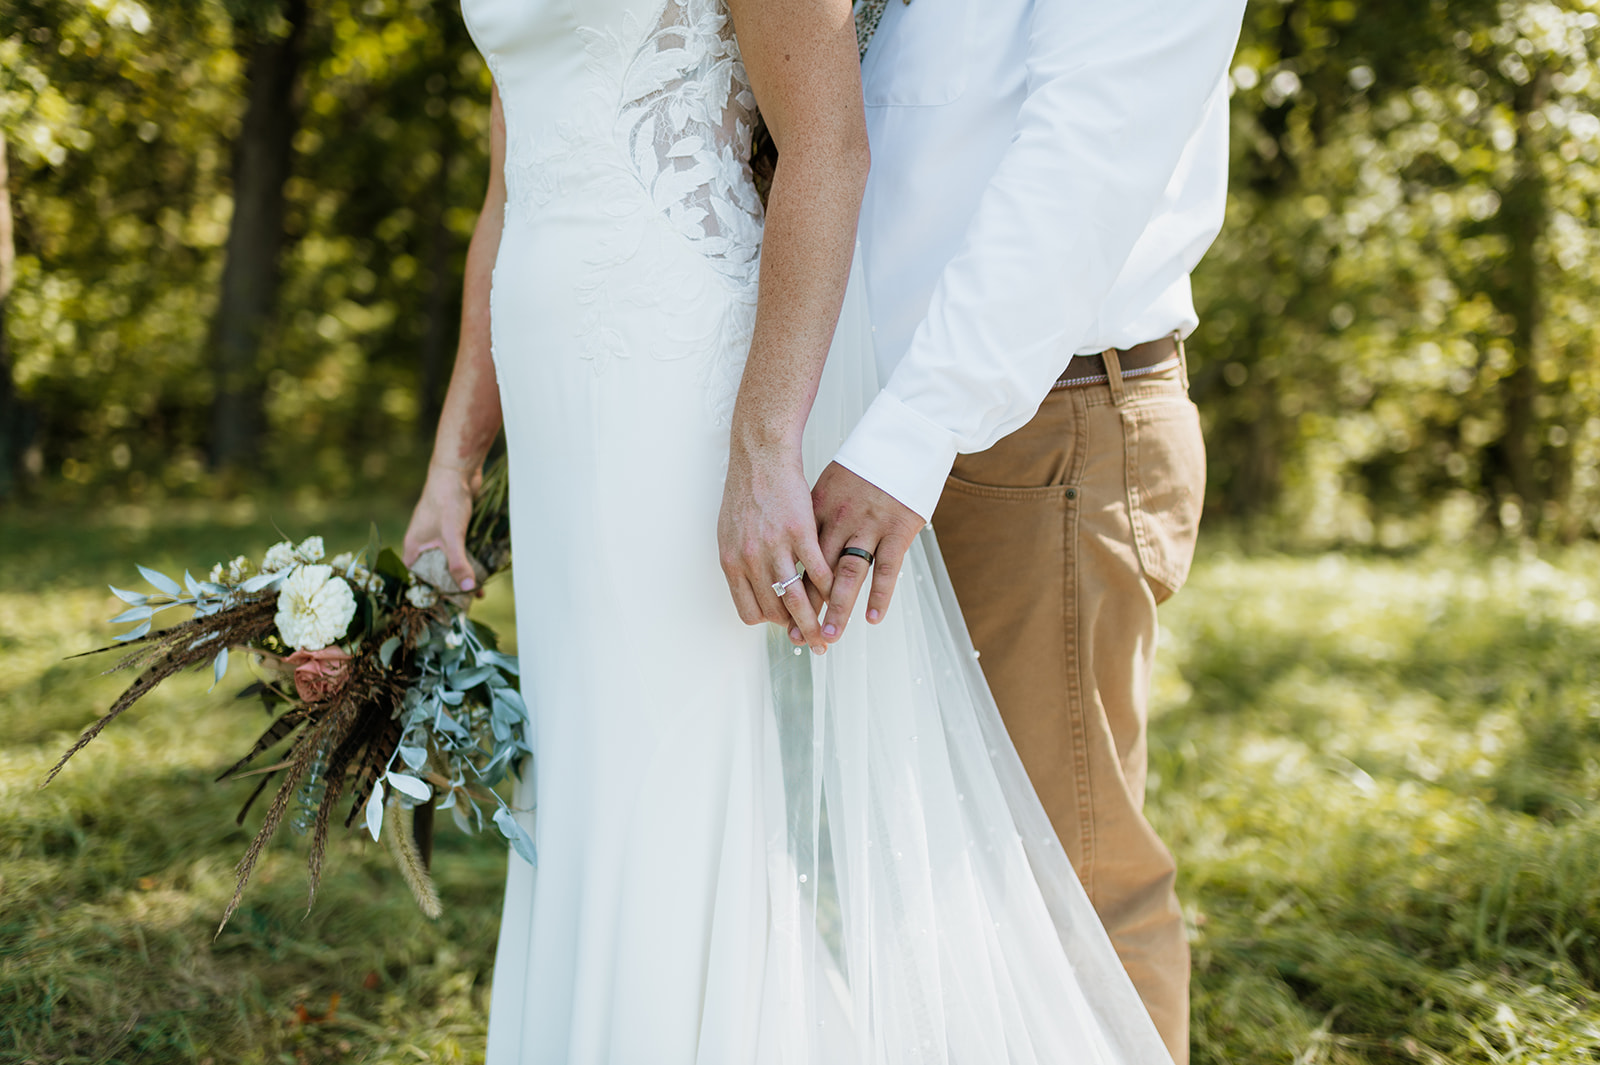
left=113, top=619, right=152, bottom=642
left=385, top=771, right=432, bottom=802
left=450, top=801, right=472, bottom=835
left=108, top=585, right=149, bottom=606
left=433, top=709, right=470, bottom=741
left=494, top=806, right=537, bottom=866
left=493, top=687, right=527, bottom=715
left=379, top=635, right=402, bottom=667
left=469, top=620, right=502, bottom=651
left=209, top=647, right=229, bottom=692
left=183, top=570, right=201, bottom=596
left=479, top=758, right=509, bottom=788
left=449, top=665, right=496, bottom=691
left=107, top=605, right=156, bottom=625
left=477, top=648, right=520, bottom=675
left=137, top=565, right=182, bottom=596
left=482, top=743, right=516, bottom=774
left=240, top=572, right=281, bottom=593
left=398, top=745, right=428, bottom=771
left=365, top=782, right=386, bottom=841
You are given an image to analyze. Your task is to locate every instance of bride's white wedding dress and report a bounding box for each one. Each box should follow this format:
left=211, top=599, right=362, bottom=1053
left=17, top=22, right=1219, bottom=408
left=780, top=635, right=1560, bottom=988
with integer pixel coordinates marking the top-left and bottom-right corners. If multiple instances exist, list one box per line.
left=464, top=0, right=1173, bottom=1061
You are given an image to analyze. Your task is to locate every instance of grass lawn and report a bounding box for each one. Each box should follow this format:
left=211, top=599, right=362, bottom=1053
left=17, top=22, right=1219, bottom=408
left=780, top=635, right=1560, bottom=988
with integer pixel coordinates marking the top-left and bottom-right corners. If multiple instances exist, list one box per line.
left=2, top=497, right=1598, bottom=1063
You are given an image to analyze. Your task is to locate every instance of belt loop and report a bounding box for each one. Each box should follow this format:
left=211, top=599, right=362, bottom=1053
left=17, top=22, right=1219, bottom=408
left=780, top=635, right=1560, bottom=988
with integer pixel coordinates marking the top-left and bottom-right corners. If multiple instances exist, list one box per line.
left=1102, top=347, right=1127, bottom=406
left=1174, top=330, right=1189, bottom=391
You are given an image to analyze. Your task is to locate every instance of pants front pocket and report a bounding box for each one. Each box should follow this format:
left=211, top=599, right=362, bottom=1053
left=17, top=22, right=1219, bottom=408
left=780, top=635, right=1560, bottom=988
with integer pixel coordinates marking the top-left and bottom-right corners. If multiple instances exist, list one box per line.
left=1123, top=397, right=1206, bottom=603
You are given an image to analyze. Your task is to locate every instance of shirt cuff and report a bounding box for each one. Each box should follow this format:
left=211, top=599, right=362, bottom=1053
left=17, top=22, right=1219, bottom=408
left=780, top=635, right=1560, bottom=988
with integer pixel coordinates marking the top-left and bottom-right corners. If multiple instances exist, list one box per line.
left=832, top=391, right=960, bottom=523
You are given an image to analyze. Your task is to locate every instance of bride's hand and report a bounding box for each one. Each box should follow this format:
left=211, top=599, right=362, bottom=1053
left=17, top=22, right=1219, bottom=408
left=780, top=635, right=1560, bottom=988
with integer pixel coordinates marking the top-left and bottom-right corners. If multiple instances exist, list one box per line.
left=403, top=460, right=485, bottom=595
left=718, top=431, right=833, bottom=654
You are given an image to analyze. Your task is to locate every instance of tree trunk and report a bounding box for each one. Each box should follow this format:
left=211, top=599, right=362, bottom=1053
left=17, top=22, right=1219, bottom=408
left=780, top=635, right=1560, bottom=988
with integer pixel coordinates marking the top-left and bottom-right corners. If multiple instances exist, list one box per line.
left=1499, top=69, right=1550, bottom=533
left=209, top=0, right=309, bottom=471
left=417, top=136, right=454, bottom=440
left=0, top=132, right=18, bottom=500
left=417, top=0, right=465, bottom=441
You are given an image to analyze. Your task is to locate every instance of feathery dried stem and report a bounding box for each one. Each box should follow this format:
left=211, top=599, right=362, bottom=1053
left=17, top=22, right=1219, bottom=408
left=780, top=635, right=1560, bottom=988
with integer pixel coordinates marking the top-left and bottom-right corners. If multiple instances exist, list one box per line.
left=216, top=707, right=311, bottom=782
left=466, top=453, right=512, bottom=575
left=217, top=697, right=357, bottom=934
left=44, top=597, right=278, bottom=787
left=383, top=795, right=443, bottom=919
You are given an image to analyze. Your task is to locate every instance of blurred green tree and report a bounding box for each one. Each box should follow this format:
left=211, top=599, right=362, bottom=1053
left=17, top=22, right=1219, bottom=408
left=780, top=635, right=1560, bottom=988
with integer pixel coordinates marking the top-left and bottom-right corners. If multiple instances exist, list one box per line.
left=0, top=0, right=488, bottom=500
left=1199, top=0, right=1600, bottom=544
left=1, top=0, right=1597, bottom=545
left=0, top=131, right=18, bottom=498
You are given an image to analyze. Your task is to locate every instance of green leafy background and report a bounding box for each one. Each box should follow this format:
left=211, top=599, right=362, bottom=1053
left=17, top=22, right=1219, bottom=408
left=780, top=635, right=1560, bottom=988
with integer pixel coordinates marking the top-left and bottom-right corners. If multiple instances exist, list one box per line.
left=3, top=0, right=1600, bottom=1062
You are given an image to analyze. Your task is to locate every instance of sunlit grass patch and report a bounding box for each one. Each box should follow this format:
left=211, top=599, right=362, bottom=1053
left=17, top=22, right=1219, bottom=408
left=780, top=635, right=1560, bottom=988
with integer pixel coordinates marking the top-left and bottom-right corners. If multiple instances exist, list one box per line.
left=4, top=498, right=1598, bottom=1062
left=1, top=499, right=514, bottom=1063
left=1154, top=546, right=1600, bottom=1063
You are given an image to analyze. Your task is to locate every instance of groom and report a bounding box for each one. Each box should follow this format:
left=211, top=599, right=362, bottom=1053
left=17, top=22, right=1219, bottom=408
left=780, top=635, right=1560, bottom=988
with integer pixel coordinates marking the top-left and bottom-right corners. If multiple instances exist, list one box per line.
left=812, top=0, right=1247, bottom=1060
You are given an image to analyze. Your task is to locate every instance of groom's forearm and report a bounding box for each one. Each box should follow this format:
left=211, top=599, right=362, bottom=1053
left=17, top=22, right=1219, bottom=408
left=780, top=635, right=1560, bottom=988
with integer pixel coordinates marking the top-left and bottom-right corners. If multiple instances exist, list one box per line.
left=835, top=0, right=1246, bottom=520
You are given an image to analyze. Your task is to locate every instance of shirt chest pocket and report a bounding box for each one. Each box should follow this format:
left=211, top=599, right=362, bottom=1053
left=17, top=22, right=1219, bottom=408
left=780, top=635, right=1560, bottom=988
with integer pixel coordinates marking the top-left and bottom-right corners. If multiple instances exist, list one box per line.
left=862, top=0, right=974, bottom=107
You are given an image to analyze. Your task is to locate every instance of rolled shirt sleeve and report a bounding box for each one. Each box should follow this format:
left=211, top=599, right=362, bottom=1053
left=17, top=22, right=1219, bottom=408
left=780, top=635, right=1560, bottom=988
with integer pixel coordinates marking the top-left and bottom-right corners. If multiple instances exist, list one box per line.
left=834, top=0, right=1247, bottom=521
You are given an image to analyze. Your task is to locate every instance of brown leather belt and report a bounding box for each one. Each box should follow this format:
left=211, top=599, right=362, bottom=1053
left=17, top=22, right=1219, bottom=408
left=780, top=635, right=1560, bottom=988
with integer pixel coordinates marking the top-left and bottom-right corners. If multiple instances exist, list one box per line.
left=1053, top=333, right=1180, bottom=390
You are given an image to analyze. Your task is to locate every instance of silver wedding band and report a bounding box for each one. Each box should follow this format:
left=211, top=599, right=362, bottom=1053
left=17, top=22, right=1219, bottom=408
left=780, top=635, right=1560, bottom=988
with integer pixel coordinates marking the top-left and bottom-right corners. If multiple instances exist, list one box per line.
left=771, top=566, right=805, bottom=597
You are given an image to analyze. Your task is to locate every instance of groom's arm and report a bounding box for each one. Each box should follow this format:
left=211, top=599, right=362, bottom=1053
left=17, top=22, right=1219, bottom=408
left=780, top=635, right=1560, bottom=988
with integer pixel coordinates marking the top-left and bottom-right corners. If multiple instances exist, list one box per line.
left=816, top=0, right=1246, bottom=638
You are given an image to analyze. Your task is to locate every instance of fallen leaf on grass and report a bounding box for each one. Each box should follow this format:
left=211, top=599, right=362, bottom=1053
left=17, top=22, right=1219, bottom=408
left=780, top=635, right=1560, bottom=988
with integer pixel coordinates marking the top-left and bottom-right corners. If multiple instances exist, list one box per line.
left=292, top=991, right=341, bottom=1027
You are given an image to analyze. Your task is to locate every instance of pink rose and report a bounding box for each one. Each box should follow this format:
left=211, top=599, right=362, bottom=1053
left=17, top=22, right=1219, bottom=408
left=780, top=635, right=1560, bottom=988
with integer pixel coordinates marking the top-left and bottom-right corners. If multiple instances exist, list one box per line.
left=283, top=646, right=353, bottom=704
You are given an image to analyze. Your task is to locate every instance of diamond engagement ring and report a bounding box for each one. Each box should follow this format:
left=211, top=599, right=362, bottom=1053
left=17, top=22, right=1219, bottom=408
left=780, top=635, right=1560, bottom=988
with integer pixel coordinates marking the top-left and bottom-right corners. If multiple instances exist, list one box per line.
left=771, top=566, right=805, bottom=597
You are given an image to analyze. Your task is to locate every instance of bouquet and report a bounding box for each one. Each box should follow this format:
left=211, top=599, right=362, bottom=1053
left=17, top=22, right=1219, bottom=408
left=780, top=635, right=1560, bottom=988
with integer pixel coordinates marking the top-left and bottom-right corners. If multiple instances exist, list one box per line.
left=44, top=458, right=530, bottom=929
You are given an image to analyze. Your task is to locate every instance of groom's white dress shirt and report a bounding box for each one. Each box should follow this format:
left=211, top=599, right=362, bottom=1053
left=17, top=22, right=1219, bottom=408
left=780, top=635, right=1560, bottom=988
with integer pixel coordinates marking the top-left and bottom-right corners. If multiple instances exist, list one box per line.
left=833, top=0, right=1249, bottom=521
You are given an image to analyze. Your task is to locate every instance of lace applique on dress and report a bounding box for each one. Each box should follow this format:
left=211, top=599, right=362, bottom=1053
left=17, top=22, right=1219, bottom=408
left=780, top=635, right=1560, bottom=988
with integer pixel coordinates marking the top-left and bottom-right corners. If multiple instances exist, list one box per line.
left=578, top=0, right=764, bottom=420
left=588, top=0, right=764, bottom=289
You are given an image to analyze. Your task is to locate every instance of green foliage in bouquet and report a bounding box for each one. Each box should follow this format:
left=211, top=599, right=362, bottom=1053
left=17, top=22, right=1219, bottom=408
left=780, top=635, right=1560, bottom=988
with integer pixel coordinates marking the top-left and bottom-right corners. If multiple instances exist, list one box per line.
left=43, top=456, right=527, bottom=930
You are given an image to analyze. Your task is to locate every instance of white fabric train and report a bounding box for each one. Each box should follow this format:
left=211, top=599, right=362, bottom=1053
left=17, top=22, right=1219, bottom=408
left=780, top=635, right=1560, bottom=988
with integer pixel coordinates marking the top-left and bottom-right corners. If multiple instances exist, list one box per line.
left=748, top=253, right=1174, bottom=1063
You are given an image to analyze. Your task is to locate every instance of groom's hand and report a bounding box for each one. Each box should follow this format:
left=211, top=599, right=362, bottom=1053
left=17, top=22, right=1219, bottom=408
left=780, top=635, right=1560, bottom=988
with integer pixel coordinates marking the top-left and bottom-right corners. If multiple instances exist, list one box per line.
left=811, top=462, right=925, bottom=643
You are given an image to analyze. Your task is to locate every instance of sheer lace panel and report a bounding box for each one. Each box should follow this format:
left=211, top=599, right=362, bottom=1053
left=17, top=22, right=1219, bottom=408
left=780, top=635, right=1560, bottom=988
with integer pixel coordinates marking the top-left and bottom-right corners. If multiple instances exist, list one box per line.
left=596, top=0, right=764, bottom=288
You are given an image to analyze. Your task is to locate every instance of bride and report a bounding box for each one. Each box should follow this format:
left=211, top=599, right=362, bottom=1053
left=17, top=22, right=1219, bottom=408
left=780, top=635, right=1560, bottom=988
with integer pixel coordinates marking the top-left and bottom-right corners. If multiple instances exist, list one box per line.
left=402, top=0, right=1172, bottom=1061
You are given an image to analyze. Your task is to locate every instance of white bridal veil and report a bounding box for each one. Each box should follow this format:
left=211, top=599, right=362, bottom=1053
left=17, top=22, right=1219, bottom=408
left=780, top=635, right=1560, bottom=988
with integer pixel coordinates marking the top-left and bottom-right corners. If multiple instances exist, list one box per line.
left=755, top=253, right=1175, bottom=1064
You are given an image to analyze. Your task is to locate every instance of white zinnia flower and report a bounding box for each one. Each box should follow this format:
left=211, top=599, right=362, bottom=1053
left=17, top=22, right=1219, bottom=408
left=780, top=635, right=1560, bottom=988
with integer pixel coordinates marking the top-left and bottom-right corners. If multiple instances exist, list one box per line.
left=262, top=541, right=297, bottom=573
left=275, top=565, right=357, bottom=651
left=209, top=563, right=225, bottom=583
left=406, top=582, right=438, bottom=609
left=296, top=536, right=326, bottom=563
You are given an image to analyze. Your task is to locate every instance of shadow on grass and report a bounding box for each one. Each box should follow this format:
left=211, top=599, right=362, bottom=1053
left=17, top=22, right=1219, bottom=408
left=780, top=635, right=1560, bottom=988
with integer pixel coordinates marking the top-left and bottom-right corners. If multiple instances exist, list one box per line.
left=3, top=759, right=509, bottom=1064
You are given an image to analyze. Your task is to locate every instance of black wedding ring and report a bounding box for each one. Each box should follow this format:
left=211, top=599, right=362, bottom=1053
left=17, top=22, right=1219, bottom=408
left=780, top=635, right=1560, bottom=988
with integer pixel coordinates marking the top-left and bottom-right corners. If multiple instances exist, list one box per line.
left=840, top=546, right=875, bottom=566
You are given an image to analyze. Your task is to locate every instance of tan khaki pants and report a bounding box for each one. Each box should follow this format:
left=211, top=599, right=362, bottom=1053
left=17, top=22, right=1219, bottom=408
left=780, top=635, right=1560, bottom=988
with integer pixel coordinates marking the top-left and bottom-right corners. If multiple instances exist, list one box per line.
left=931, top=352, right=1205, bottom=1064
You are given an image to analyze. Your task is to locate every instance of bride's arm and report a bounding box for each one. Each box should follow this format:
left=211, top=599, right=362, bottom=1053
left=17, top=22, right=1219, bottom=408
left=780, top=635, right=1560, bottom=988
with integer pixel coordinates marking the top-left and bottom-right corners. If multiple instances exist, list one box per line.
left=401, top=84, right=508, bottom=591
left=718, top=0, right=868, bottom=652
